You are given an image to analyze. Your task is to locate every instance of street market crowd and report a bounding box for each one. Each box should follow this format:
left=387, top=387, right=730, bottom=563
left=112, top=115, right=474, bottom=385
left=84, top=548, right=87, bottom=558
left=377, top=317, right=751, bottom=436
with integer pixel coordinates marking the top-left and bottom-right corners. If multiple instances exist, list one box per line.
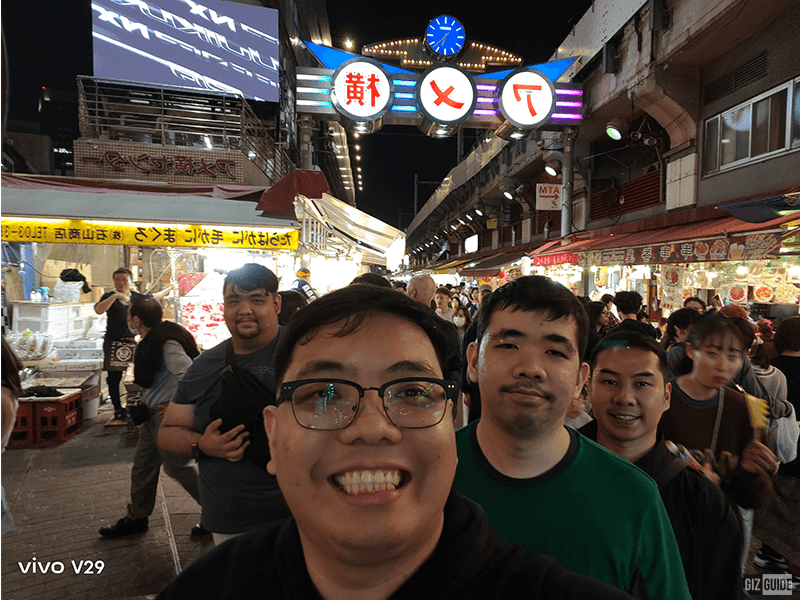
left=2, top=265, right=799, bottom=599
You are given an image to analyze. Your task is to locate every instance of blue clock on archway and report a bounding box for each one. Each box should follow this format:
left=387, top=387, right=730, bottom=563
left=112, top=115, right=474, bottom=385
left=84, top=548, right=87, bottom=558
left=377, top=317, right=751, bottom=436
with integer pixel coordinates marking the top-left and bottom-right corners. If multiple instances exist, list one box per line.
left=425, top=15, right=465, bottom=57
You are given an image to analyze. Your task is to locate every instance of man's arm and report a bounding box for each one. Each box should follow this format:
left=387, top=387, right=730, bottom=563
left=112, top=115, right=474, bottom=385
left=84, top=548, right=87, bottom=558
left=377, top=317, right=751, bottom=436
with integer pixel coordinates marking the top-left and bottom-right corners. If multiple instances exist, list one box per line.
left=94, top=292, right=126, bottom=315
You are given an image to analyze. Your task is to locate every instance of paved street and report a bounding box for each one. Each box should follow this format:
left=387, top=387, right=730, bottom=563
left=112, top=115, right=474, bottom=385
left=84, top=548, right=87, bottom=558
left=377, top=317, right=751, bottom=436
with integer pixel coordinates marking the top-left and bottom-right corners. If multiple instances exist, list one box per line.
left=1, top=403, right=213, bottom=600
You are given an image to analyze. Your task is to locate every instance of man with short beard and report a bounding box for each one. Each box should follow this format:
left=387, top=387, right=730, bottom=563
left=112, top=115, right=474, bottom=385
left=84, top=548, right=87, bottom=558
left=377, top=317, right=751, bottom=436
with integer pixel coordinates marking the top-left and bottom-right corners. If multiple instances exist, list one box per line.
left=453, top=276, right=691, bottom=600
left=159, top=264, right=291, bottom=545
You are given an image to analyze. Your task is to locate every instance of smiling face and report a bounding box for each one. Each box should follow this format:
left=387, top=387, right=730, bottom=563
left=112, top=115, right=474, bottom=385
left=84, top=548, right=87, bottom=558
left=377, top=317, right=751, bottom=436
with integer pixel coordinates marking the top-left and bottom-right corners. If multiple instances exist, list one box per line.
left=223, top=284, right=281, bottom=347
left=264, top=313, right=456, bottom=558
left=467, top=308, right=588, bottom=440
left=590, top=347, right=670, bottom=450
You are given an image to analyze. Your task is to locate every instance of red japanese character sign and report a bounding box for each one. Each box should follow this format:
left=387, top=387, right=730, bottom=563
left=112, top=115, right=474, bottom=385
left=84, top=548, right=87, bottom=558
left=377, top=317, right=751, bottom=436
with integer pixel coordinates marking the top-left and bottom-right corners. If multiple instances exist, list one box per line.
left=418, top=66, right=476, bottom=124
left=331, top=58, right=392, bottom=121
left=498, top=69, right=555, bottom=128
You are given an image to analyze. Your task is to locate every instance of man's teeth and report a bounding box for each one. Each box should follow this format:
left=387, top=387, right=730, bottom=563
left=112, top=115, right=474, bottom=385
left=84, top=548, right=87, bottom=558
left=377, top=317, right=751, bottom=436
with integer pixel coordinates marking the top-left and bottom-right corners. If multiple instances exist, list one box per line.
left=613, top=415, right=637, bottom=421
left=334, top=470, right=401, bottom=494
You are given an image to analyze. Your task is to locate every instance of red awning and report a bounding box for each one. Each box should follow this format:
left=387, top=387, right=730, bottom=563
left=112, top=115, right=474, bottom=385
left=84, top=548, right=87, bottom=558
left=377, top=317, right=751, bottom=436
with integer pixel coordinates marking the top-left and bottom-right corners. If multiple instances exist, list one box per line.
left=533, top=213, right=798, bottom=257
left=256, top=169, right=330, bottom=213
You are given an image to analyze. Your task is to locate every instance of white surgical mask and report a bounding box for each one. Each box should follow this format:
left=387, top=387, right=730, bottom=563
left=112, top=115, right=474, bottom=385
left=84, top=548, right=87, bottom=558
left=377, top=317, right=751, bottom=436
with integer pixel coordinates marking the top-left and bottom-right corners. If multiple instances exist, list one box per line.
left=453, top=316, right=466, bottom=327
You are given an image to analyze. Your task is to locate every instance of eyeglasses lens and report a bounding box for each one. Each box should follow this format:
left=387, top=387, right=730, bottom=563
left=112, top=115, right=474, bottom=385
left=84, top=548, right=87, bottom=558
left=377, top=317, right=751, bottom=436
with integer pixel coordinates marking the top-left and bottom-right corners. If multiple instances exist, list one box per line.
left=293, top=382, right=357, bottom=430
left=384, top=381, right=447, bottom=428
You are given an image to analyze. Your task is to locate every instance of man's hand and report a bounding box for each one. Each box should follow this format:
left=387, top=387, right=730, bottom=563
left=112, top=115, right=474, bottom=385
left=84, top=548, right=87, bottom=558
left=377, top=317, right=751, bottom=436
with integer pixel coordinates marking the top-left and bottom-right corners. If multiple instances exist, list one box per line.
left=198, top=419, right=250, bottom=462
left=740, top=439, right=779, bottom=476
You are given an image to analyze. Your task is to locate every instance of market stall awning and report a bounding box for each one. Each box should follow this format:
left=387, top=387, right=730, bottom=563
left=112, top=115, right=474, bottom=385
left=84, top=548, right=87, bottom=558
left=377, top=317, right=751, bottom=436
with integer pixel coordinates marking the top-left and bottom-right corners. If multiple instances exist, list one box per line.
left=459, top=250, right=529, bottom=278
left=430, top=257, right=477, bottom=274
left=257, top=169, right=330, bottom=216
left=1, top=173, right=298, bottom=228
left=533, top=213, right=798, bottom=267
left=307, top=193, right=404, bottom=259
left=716, top=188, right=800, bottom=223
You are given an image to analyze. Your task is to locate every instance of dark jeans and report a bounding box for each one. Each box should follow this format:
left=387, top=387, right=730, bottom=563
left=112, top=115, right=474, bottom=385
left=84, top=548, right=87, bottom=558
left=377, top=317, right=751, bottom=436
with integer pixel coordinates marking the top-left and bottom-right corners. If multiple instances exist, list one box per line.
left=106, top=370, right=124, bottom=414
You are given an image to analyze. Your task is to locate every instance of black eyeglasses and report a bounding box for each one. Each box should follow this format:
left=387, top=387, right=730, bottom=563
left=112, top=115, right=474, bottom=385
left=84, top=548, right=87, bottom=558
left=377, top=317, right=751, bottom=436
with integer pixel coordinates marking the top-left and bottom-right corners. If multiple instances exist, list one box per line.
left=279, top=378, right=458, bottom=430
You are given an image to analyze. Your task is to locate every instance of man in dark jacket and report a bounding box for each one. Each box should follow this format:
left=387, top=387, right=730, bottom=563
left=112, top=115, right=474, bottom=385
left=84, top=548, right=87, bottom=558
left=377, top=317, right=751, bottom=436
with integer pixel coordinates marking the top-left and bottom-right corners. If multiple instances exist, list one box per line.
left=582, top=331, right=743, bottom=600
left=99, top=297, right=203, bottom=537
left=157, top=286, right=631, bottom=600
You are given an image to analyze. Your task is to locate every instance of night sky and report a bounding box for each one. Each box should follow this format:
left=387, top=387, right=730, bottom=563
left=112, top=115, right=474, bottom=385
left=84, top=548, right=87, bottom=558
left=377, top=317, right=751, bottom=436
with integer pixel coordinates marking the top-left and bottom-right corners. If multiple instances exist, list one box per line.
left=1, top=0, right=591, bottom=230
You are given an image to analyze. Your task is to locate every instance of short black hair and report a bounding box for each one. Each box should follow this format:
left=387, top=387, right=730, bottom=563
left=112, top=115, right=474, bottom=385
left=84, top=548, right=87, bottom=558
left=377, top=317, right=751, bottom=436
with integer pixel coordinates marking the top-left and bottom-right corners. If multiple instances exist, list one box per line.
left=476, top=276, right=589, bottom=361
left=274, top=286, right=457, bottom=418
left=775, top=316, right=800, bottom=354
left=350, top=272, right=393, bottom=288
left=600, top=293, right=615, bottom=305
left=435, top=287, right=451, bottom=297
left=113, top=267, right=133, bottom=279
left=590, top=330, right=668, bottom=380
left=684, top=296, right=707, bottom=310
left=129, top=296, right=163, bottom=328
left=278, top=290, right=308, bottom=326
left=223, top=264, right=278, bottom=295
left=613, top=291, right=643, bottom=315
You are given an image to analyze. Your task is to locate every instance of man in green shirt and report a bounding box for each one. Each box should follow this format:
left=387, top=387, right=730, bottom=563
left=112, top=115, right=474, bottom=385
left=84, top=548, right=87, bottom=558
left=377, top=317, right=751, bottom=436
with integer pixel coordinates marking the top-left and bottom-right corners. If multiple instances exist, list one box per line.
left=454, top=276, right=691, bottom=600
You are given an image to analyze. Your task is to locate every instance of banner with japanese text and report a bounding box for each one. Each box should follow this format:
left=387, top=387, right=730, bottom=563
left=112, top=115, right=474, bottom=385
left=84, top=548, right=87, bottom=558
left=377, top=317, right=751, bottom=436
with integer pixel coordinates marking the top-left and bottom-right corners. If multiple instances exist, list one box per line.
left=2, top=218, right=298, bottom=251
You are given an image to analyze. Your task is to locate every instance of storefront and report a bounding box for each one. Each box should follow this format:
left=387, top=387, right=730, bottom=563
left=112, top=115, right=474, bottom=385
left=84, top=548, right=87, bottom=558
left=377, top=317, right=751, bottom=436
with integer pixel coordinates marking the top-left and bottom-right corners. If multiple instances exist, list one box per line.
left=530, top=212, right=800, bottom=318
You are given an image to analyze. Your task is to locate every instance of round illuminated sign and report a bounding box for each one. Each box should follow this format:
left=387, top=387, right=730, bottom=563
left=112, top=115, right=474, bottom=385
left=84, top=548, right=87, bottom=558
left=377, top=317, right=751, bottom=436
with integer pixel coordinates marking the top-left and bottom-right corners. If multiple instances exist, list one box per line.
left=417, top=66, right=476, bottom=125
left=497, top=68, right=555, bottom=129
left=330, top=57, right=393, bottom=122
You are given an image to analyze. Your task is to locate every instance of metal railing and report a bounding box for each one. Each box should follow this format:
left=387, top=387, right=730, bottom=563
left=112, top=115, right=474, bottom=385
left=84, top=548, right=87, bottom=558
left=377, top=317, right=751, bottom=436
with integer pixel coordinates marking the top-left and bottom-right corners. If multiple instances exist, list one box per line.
left=77, top=76, right=294, bottom=182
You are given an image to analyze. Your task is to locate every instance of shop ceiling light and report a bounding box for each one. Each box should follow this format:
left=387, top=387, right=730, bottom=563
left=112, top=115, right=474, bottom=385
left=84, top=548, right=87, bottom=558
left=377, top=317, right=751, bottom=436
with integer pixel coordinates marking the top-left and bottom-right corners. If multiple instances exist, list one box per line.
left=606, top=118, right=627, bottom=141
left=544, top=157, right=562, bottom=177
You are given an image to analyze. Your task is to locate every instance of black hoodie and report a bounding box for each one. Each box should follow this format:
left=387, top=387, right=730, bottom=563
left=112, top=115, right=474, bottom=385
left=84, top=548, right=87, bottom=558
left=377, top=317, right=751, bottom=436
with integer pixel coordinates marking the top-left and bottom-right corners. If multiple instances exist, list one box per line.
left=157, top=490, right=631, bottom=599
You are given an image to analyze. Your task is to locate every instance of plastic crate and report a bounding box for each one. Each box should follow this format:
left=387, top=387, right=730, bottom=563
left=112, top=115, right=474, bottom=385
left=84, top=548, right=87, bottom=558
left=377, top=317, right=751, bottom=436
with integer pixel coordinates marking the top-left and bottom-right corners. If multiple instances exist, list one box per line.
left=7, top=402, right=35, bottom=447
left=34, top=392, right=82, bottom=445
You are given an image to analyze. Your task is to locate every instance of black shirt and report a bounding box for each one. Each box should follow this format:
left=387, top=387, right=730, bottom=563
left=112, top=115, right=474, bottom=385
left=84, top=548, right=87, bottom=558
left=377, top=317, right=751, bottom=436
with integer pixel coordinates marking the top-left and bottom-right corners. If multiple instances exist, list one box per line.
left=157, top=490, right=632, bottom=600
left=99, top=290, right=145, bottom=342
left=580, top=422, right=743, bottom=600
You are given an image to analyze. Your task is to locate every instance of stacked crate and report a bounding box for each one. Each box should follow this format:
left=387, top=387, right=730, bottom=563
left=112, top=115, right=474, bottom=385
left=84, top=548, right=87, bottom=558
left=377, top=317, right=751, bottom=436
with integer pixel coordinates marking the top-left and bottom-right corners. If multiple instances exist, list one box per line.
left=7, top=390, right=82, bottom=448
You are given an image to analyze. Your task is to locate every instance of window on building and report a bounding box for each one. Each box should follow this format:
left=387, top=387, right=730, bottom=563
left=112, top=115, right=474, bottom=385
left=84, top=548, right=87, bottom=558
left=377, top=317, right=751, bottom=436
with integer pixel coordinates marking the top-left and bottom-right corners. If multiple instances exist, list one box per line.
left=703, top=78, right=797, bottom=175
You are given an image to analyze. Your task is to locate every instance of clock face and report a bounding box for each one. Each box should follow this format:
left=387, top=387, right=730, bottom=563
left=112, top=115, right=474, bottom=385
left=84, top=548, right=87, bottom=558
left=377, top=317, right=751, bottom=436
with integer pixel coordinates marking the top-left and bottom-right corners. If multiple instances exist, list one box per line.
left=425, top=15, right=465, bottom=57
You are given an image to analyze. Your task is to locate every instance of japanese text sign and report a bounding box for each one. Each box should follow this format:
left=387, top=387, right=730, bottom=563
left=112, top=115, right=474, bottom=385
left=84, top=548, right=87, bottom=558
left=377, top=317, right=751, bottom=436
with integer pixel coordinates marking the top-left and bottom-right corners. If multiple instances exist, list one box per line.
left=536, top=183, right=563, bottom=211
left=498, top=69, right=555, bottom=128
left=2, top=219, right=298, bottom=251
left=418, top=66, right=476, bottom=124
left=331, top=58, right=393, bottom=121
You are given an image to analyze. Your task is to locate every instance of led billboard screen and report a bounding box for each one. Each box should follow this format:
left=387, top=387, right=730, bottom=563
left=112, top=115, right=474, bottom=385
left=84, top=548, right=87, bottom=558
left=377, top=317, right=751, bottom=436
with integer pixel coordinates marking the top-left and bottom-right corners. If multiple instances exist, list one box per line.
left=92, top=0, right=279, bottom=102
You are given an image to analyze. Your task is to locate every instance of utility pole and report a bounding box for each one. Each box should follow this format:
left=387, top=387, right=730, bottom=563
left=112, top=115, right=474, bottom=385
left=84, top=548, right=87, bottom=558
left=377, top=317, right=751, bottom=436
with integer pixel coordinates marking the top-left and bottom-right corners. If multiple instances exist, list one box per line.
left=561, top=127, right=577, bottom=238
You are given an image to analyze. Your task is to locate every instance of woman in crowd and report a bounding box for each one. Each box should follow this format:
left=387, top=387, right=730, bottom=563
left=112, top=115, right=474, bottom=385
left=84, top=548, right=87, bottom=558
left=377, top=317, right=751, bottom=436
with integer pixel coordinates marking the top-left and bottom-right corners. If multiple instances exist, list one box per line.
left=452, top=305, right=472, bottom=343
left=752, top=316, right=800, bottom=579
left=586, top=301, right=611, bottom=337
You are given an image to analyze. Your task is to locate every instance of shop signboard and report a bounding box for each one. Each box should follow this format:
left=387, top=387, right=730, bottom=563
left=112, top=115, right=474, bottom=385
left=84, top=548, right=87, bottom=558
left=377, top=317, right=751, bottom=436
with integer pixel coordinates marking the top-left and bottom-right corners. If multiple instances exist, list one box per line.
left=577, top=232, right=782, bottom=268
left=2, top=218, right=298, bottom=251
left=536, top=183, right=562, bottom=211
left=530, top=252, right=578, bottom=266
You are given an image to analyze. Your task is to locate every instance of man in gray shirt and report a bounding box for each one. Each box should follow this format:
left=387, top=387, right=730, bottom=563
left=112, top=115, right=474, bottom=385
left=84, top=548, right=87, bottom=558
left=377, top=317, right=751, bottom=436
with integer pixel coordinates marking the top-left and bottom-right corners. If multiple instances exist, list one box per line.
left=159, top=264, right=290, bottom=545
left=99, top=297, right=202, bottom=537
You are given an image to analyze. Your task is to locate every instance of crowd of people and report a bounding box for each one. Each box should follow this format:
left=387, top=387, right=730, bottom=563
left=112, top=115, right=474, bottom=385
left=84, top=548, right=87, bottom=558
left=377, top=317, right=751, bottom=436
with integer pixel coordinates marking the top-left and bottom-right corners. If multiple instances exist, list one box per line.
left=3, top=265, right=799, bottom=598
